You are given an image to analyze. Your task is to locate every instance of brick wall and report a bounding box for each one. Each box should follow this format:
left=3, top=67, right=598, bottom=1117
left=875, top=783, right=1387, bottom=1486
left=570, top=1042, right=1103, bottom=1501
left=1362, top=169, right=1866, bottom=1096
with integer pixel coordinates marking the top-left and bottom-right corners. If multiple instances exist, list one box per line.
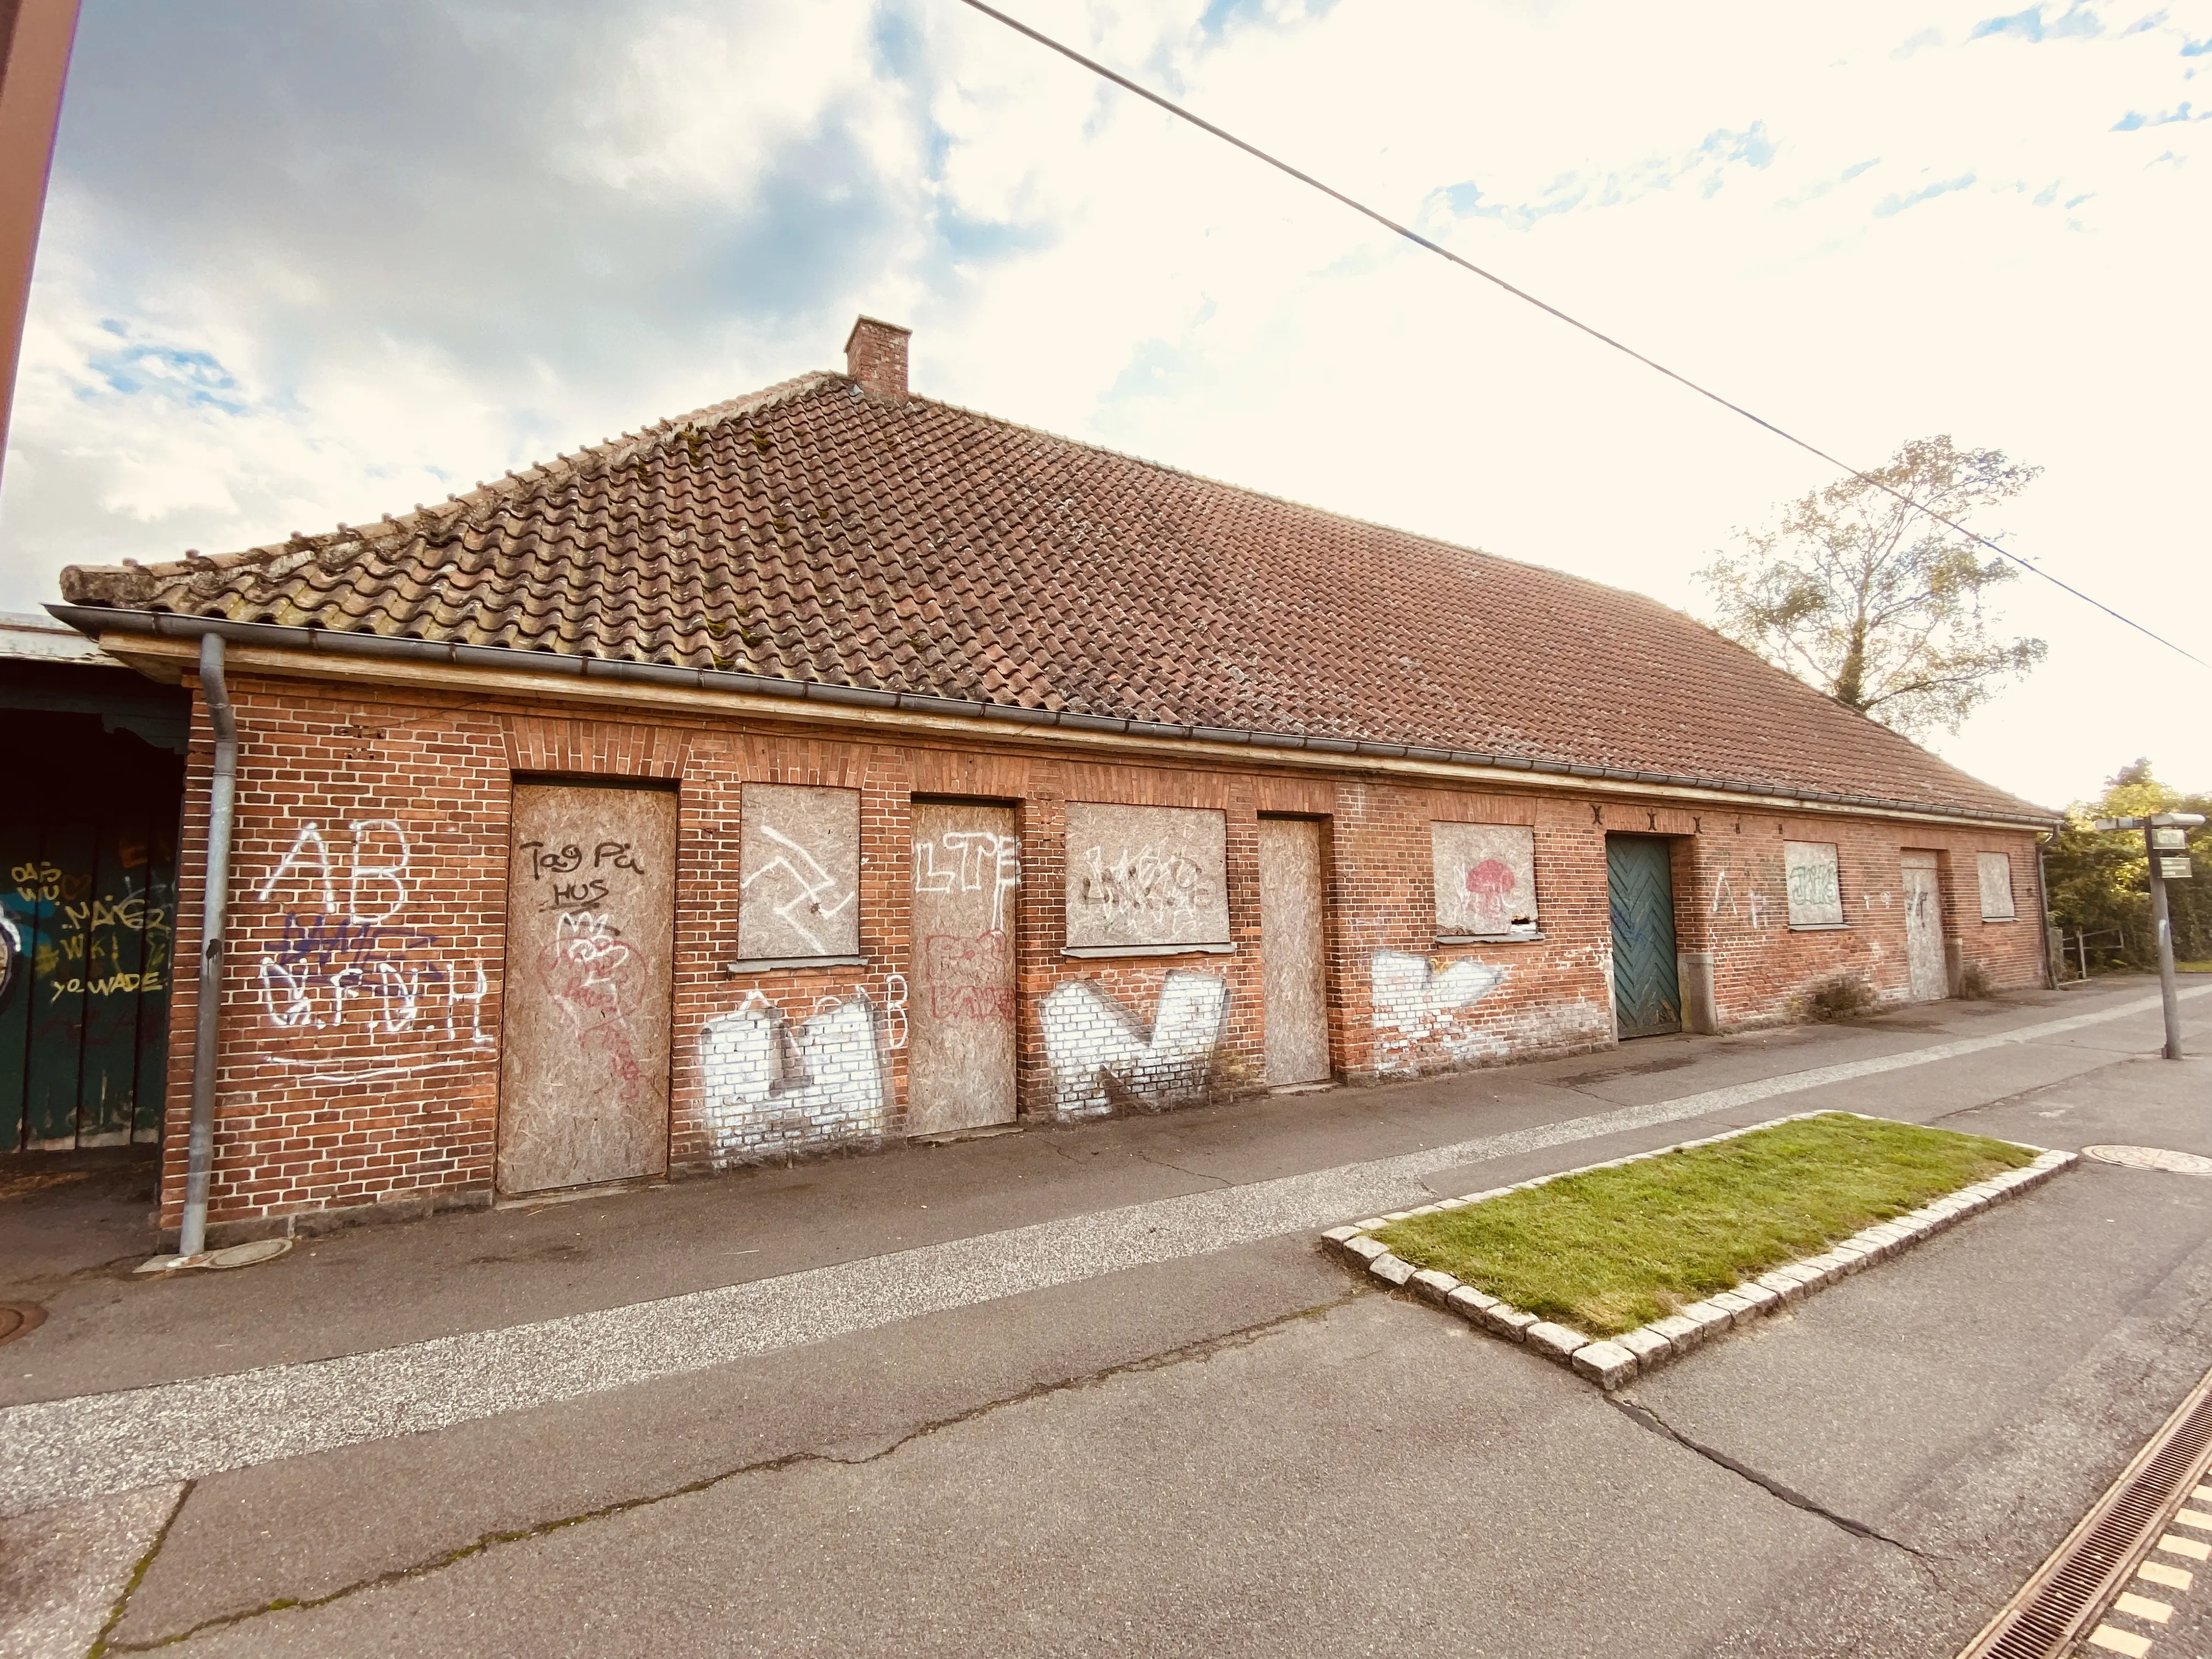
left=159, top=670, right=2047, bottom=1239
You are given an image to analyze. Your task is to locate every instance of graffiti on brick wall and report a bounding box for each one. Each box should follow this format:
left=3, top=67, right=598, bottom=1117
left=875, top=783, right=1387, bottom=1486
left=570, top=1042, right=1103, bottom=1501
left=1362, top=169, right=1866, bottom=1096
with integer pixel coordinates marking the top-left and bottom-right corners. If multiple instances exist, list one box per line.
left=1708, top=870, right=1772, bottom=930
left=1041, top=971, right=1228, bottom=1119
left=700, top=990, right=885, bottom=1161
left=915, top=826, right=1022, bottom=932
left=253, top=819, right=492, bottom=1084
left=1370, top=951, right=1507, bottom=1073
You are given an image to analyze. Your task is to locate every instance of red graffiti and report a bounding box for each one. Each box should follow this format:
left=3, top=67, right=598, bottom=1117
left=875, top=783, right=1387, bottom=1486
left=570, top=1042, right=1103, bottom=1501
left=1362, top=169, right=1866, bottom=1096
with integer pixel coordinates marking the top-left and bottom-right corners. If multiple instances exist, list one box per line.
left=545, top=914, right=646, bottom=1098
left=925, top=930, right=1015, bottom=1022
left=1464, top=858, right=1516, bottom=926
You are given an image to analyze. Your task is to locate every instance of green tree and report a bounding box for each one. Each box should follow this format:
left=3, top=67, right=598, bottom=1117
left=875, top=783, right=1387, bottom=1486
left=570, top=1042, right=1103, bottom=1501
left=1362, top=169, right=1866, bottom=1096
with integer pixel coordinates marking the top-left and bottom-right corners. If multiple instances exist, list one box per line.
left=2044, top=759, right=2212, bottom=972
left=1698, top=436, right=2047, bottom=738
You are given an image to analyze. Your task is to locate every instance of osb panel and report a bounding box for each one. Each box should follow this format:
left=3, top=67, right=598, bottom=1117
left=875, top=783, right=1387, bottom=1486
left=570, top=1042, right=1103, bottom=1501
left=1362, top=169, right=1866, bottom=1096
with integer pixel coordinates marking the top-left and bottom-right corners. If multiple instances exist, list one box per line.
left=907, top=801, right=1019, bottom=1133
left=1783, top=840, right=1845, bottom=927
left=1977, top=851, right=2018, bottom=920
left=1064, top=803, right=1230, bottom=950
left=1903, top=864, right=1947, bottom=1000
left=1431, top=823, right=1540, bottom=937
left=1257, top=817, right=1329, bottom=1086
left=497, top=782, right=678, bottom=1194
left=736, top=783, right=861, bottom=958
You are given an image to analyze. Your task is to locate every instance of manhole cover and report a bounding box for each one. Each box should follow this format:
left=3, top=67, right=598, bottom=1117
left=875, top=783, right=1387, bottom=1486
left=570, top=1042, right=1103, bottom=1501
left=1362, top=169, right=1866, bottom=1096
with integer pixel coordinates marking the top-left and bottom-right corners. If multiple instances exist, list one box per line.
left=0, top=1302, right=46, bottom=1346
left=205, top=1238, right=293, bottom=1270
left=2084, top=1144, right=2212, bottom=1174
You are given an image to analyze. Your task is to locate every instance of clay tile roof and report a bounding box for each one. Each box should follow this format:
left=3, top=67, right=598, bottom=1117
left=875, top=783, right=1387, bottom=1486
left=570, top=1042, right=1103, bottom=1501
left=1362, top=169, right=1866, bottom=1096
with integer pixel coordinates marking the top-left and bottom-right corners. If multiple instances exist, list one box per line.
left=58, top=368, right=2050, bottom=821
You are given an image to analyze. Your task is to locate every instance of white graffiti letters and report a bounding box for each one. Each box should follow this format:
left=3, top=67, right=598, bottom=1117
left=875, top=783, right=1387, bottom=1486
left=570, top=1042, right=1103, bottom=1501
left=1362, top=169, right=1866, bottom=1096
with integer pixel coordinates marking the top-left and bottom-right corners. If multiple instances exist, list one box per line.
left=913, top=829, right=1022, bottom=931
left=701, top=992, right=885, bottom=1160
left=1370, top=951, right=1507, bottom=1073
left=345, top=819, right=410, bottom=924
left=254, top=817, right=491, bottom=1083
left=1040, top=972, right=1228, bottom=1120
left=1080, top=844, right=1201, bottom=923
left=741, top=826, right=856, bottom=956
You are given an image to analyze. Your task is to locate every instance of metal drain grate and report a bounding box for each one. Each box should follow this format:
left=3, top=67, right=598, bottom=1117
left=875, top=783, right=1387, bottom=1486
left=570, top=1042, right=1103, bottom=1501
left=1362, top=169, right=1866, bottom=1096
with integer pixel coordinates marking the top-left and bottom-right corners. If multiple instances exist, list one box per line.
left=1959, top=1367, right=2212, bottom=1658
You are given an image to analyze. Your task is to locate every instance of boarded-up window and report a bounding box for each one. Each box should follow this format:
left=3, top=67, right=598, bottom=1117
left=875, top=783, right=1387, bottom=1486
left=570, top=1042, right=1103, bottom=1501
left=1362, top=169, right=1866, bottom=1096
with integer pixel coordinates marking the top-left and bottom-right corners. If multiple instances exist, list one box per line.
left=1431, top=823, right=1539, bottom=939
left=1784, top=841, right=1845, bottom=928
left=1977, top=852, right=2017, bottom=921
left=1064, top=803, right=1229, bottom=950
left=736, top=784, right=861, bottom=961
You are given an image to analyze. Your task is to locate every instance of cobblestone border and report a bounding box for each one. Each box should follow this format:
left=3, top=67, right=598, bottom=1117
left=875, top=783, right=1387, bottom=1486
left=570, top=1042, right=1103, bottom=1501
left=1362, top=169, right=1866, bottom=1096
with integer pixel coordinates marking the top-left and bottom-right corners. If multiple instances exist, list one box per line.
left=1320, top=1111, right=2079, bottom=1391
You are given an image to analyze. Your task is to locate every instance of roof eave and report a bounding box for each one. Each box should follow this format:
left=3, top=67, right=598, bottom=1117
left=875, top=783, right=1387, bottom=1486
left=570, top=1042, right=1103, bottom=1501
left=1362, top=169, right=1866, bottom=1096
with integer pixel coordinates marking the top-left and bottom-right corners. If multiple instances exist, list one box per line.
left=47, top=605, right=2063, bottom=831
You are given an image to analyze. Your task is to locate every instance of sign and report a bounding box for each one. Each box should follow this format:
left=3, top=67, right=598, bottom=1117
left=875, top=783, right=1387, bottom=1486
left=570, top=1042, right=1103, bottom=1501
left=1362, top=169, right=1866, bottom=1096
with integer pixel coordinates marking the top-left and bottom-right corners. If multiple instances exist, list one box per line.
left=2153, top=827, right=2190, bottom=851
left=2158, top=856, right=2193, bottom=882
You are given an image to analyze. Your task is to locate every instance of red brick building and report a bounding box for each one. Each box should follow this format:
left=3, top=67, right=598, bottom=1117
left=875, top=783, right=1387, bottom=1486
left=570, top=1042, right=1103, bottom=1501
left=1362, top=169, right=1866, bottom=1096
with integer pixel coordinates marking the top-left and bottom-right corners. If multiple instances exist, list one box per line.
left=52, top=318, right=2057, bottom=1246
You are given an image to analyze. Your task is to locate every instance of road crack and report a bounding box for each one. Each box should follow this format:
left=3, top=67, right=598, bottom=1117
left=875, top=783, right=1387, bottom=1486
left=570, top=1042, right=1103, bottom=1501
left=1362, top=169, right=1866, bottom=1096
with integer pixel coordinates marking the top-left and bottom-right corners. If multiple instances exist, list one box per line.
left=1610, top=1396, right=1938, bottom=1565
left=87, top=1480, right=193, bottom=1658
left=103, top=1290, right=1362, bottom=1651
left=1131, top=1147, right=1232, bottom=1189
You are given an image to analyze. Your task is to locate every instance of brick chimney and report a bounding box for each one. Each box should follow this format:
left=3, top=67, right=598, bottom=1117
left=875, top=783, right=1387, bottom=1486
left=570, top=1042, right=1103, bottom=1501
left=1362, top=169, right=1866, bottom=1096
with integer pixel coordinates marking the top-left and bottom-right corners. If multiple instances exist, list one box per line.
left=844, top=316, right=911, bottom=401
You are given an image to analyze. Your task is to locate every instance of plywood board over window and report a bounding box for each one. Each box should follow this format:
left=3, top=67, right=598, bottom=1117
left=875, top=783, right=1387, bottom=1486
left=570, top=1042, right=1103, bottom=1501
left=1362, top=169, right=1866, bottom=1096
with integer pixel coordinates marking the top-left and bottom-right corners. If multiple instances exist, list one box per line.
left=1431, top=823, right=1540, bottom=940
left=735, top=783, right=861, bottom=966
left=1977, top=852, right=2018, bottom=921
left=1064, top=803, right=1229, bottom=953
left=1784, top=840, right=1846, bottom=928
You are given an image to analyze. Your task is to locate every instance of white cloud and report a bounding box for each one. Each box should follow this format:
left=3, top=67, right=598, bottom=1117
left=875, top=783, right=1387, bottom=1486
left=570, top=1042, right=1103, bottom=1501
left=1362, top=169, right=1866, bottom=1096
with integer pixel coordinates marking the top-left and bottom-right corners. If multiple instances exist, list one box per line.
left=3, top=0, right=2206, bottom=808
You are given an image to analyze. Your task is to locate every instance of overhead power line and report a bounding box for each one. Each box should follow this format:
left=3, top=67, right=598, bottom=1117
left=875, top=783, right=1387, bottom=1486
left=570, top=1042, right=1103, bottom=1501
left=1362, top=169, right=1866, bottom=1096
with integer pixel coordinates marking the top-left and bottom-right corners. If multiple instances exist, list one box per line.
left=952, top=0, right=2206, bottom=670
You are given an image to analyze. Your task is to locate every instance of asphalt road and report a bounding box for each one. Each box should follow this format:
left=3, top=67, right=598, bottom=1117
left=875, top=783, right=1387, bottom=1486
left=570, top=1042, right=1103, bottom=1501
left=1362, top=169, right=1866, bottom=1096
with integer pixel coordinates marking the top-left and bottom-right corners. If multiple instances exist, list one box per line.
left=3, top=975, right=2209, bottom=1657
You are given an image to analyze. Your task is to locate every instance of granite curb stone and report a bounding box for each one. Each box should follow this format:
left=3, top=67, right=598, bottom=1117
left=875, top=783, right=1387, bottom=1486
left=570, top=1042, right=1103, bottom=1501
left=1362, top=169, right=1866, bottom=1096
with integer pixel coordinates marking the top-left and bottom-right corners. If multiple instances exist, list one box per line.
left=1316, top=1109, right=2078, bottom=1391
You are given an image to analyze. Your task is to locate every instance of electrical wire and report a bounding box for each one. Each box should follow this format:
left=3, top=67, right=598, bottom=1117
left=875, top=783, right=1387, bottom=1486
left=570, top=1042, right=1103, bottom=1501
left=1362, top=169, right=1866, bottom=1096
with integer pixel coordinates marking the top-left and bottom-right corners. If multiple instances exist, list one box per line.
left=952, top=0, right=2206, bottom=669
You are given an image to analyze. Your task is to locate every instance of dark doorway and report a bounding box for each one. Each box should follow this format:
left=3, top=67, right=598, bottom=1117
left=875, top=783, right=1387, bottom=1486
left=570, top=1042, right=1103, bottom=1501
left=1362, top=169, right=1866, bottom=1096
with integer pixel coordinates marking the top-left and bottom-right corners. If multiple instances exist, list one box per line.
left=1607, top=835, right=1681, bottom=1039
left=1, top=716, right=184, bottom=1150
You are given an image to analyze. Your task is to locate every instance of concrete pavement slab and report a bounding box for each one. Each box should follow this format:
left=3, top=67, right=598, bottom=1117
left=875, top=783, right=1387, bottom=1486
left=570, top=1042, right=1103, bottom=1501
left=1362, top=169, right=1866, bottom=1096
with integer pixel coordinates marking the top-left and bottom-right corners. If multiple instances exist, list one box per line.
left=0, top=1482, right=179, bottom=1659
left=112, top=1237, right=1348, bottom=1647
left=149, top=1300, right=1850, bottom=1659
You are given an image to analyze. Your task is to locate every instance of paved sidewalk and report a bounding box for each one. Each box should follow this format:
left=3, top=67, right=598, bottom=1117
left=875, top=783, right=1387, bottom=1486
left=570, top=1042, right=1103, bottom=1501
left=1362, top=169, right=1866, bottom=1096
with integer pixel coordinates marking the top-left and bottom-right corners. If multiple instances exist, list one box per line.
left=2, top=976, right=2209, bottom=1656
left=5, top=980, right=2204, bottom=1512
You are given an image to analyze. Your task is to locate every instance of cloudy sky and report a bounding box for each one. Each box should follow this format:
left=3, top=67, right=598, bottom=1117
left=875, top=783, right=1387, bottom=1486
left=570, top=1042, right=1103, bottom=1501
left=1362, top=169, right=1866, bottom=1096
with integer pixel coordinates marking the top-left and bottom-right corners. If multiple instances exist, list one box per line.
left=2, top=0, right=2205, bottom=809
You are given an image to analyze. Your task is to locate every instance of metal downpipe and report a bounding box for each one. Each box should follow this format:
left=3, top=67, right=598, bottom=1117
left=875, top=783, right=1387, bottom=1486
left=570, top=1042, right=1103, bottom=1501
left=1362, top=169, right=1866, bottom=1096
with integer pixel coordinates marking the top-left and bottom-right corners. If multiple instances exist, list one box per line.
left=179, top=630, right=236, bottom=1256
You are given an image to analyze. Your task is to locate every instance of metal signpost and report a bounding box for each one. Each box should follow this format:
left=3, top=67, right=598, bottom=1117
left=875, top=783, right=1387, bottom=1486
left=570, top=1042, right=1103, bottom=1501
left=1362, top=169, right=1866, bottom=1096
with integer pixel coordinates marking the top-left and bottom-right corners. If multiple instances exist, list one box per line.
left=2094, top=811, right=2205, bottom=1060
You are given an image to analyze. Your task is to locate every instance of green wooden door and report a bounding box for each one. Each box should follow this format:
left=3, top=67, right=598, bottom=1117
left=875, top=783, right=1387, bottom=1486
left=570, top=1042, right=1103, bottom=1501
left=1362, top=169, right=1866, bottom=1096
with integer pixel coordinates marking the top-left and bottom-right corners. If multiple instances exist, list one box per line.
left=1607, top=836, right=1681, bottom=1039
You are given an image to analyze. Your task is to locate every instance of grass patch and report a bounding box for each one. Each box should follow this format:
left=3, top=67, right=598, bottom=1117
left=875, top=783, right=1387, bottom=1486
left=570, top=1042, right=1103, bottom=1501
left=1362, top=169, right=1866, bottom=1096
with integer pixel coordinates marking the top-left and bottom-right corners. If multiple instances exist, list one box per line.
left=1374, top=1113, right=2036, bottom=1338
